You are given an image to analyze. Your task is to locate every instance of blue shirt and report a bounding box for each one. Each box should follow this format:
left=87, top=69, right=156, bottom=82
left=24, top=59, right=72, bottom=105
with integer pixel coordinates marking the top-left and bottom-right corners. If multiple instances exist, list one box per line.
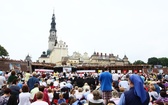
left=58, top=98, right=66, bottom=104
left=118, top=87, right=150, bottom=105
left=27, top=77, right=39, bottom=91
left=66, top=83, right=73, bottom=89
left=83, top=91, right=90, bottom=99
left=17, top=82, right=23, bottom=89
left=118, top=93, right=126, bottom=105
left=99, top=71, right=112, bottom=91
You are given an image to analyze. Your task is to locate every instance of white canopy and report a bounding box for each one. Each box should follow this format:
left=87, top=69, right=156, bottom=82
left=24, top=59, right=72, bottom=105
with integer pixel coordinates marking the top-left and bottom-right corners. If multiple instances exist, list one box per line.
left=35, top=69, right=53, bottom=72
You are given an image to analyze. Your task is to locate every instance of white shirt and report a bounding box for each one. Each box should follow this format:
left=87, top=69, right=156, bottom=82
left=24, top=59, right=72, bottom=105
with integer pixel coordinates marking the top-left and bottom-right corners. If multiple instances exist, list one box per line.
left=75, top=92, right=83, bottom=100
left=118, top=80, right=130, bottom=91
left=47, top=79, right=53, bottom=85
left=110, top=98, right=120, bottom=105
left=89, top=98, right=104, bottom=104
left=40, top=81, right=47, bottom=87
left=42, top=82, right=47, bottom=87
left=18, top=92, right=31, bottom=105
left=54, top=81, right=59, bottom=87
left=87, top=93, right=93, bottom=101
left=31, top=100, right=48, bottom=105
left=113, top=73, right=119, bottom=81
left=83, top=85, right=90, bottom=91
left=25, top=73, right=31, bottom=82
left=48, top=93, right=53, bottom=102
left=0, top=76, right=5, bottom=88
left=60, top=82, right=66, bottom=88
left=30, top=87, right=39, bottom=99
left=149, top=91, right=159, bottom=100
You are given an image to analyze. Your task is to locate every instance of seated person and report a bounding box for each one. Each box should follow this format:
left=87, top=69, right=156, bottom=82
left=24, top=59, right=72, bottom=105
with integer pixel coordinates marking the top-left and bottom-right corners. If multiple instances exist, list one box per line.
left=89, top=90, right=104, bottom=105
left=58, top=93, right=66, bottom=105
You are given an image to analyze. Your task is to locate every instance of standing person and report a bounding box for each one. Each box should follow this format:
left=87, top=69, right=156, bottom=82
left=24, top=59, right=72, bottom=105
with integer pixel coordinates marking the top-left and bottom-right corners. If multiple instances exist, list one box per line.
left=7, top=70, right=17, bottom=85
left=112, top=73, right=119, bottom=88
left=33, top=86, right=50, bottom=105
left=30, top=83, right=39, bottom=100
left=18, top=85, right=31, bottom=105
left=27, top=72, right=39, bottom=91
left=99, top=68, right=113, bottom=105
left=25, top=71, right=31, bottom=83
left=31, top=91, right=48, bottom=105
left=118, top=74, right=150, bottom=105
left=0, top=88, right=18, bottom=105
left=9, top=79, right=21, bottom=99
left=0, top=88, right=11, bottom=105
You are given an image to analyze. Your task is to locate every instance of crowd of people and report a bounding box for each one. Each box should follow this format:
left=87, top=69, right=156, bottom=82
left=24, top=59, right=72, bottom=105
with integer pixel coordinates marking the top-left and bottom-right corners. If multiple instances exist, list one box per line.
left=0, top=69, right=168, bottom=105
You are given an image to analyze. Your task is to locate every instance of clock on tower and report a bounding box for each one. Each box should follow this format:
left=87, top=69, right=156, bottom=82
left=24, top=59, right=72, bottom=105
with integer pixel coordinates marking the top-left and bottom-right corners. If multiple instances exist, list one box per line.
left=51, top=31, right=55, bottom=35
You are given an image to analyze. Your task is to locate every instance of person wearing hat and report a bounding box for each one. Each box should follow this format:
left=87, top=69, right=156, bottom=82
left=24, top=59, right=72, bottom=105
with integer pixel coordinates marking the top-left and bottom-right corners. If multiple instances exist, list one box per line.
left=118, top=74, right=150, bottom=105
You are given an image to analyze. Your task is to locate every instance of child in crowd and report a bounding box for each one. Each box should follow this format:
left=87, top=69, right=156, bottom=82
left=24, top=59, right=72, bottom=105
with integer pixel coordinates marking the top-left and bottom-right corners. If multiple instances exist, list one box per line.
left=58, top=93, right=66, bottom=105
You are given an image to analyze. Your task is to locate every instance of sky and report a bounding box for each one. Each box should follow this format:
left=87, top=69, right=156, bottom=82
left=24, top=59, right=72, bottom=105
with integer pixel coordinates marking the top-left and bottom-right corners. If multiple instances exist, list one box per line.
left=0, top=0, right=168, bottom=63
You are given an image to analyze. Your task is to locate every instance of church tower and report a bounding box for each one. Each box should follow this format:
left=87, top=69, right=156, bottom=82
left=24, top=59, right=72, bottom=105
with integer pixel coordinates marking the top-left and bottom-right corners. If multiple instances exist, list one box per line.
left=39, top=11, right=69, bottom=64
left=48, top=13, right=57, bottom=52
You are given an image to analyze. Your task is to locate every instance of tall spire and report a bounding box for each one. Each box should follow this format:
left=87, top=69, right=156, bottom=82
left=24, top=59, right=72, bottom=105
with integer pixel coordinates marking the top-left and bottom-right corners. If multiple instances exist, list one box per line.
left=53, top=9, right=55, bottom=14
left=50, top=11, right=57, bottom=32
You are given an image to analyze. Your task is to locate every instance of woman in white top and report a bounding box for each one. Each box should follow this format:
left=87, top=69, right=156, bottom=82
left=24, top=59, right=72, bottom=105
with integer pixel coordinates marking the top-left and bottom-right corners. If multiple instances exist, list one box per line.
left=18, top=85, right=31, bottom=105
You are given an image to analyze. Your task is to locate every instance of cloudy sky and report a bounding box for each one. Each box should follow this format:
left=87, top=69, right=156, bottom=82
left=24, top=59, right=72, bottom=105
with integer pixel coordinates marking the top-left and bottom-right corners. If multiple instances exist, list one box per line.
left=0, top=0, right=168, bottom=63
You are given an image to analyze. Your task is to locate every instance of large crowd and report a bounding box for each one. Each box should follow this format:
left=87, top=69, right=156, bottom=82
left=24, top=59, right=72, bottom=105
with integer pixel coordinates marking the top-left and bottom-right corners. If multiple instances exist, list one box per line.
left=0, top=69, right=168, bottom=105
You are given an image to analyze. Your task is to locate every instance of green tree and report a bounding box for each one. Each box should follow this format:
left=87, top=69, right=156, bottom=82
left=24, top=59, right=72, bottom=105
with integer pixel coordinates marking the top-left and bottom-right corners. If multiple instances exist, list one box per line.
left=133, top=60, right=146, bottom=65
left=147, top=57, right=160, bottom=66
left=158, top=57, right=168, bottom=67
left=0, top=45, right=8, bottom=57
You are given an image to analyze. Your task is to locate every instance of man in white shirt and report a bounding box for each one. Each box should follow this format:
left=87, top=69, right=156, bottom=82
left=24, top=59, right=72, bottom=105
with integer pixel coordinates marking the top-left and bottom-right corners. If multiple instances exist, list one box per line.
left=112, top=73, right=119, bottom=87
left=31, top=91, right=48, bottom=105
left=112, top=73, right=119, bottom=81
left=118, top=78, right=130, bottom=91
